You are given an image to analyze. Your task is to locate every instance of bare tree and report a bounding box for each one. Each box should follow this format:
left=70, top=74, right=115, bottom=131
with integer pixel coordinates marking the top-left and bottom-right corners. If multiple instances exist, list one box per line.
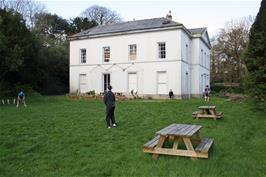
left=0, top=0, right=46, bottom=28
left=82, top=5, right=122, bottom=25
left=211, top=16, right=254, bottom=83
left=0, top=0, right=8, bottom=8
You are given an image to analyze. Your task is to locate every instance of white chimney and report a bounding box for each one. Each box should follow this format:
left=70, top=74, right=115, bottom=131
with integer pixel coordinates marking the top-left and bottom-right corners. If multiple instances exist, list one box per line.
left=166, top=10, right=172, bottom=21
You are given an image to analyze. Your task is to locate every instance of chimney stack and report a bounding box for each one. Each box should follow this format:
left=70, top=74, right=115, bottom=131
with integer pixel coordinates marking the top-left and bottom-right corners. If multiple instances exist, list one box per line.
left=166, top=10, right=172, bottom=21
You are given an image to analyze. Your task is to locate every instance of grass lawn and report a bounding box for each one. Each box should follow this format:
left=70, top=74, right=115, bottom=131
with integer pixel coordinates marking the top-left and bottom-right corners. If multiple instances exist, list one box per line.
left=0, top=96, right=265, bottom=177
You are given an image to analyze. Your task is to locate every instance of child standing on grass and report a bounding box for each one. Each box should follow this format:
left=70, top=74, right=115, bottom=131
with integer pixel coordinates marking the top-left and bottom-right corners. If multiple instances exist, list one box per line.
left=17, top=91, right=27, bottom=107
left=204, top=85, right=211, bottom=101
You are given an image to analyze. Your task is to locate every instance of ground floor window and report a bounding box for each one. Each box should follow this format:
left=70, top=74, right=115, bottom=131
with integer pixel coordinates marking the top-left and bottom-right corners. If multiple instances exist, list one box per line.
left=200, top=74, right=203, bottom=93
left=79, top=74, right=87, bottom=93
left=103, top=73, right=110, bottom=92
left=128, top=73, right=137, bottom=93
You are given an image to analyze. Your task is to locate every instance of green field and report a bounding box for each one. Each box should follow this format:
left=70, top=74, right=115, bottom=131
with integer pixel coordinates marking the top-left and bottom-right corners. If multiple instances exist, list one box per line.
left=0, top=96, right=265, bottom=177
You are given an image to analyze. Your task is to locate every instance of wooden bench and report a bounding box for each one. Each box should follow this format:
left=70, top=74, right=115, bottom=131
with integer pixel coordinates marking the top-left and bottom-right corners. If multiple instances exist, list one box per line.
left=195, top=138, right=214, bottom=153
left=216, top=112, right=223, bottom=118
left=192, top=111, right=198, bottom=118
left=143, top=124, right=214, bottom=159
left=143, top=135, right=160, bottom=151
left=192, top=106, right=223, bottom=120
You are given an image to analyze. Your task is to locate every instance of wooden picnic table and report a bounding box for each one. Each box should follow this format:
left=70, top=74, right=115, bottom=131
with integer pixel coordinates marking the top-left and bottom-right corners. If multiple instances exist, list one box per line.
left=143, top=124, right=214, bottom=160
left=192, top=106, right=223, bottom=120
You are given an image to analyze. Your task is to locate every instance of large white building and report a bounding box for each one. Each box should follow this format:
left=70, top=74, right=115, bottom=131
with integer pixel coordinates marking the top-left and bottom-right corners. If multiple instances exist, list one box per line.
left=69, top=16, right=211, bottom=98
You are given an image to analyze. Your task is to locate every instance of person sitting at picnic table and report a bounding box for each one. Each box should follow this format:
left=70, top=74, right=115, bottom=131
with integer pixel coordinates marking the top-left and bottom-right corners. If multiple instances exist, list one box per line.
left=17, top=91, right=27, bottom=107
left=169, top=89, right=174, bottom=99
left=204, top=85, right=211, bottom=101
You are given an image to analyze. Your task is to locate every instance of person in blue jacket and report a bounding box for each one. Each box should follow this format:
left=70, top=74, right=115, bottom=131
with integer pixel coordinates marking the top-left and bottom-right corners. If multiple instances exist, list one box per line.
left=17, top=91, right=27, bottom=107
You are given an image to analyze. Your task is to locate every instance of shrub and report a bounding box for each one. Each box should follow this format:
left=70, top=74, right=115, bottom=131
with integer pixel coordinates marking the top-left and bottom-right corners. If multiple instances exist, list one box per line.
left=86, top=90, right=95, bottom=96
left=14, top=84, right=34, bottom=94
left=211, top=83, right=243, bottom=94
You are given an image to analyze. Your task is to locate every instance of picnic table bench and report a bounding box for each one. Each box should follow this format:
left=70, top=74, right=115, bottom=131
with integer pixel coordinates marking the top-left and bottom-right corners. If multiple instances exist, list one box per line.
left=143, top=124, right=214, bottom=160
left=192, top=106, right=223, bottom=120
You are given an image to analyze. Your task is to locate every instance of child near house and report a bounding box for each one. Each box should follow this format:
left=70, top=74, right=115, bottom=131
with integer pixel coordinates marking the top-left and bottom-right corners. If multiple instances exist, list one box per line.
left=169, top=89, right=174, bottom=99
left=204, top=85, right=211, bottom=101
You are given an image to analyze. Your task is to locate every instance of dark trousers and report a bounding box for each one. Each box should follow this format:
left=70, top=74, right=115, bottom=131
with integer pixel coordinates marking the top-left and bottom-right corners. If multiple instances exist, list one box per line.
left=106, top=106, right=116, bottom=127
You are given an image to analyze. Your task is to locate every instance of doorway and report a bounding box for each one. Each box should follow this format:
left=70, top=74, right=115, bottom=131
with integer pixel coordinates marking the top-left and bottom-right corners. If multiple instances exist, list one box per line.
left=128, top=73, right=137, bottom=93
left=79, top=74, right=87, bottom=93
left=103, top=74, right=110, bottom=92
left=157, top=71, right=167, bottom=94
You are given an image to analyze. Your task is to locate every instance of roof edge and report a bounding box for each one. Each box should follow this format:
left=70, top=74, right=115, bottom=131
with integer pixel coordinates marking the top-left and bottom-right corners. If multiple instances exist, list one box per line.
left=68, top=25, right=183, bottom=41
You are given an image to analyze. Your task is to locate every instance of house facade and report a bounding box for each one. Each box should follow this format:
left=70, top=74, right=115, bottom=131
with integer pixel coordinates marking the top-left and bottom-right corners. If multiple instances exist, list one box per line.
left=68, top=17, right=211, bottom=98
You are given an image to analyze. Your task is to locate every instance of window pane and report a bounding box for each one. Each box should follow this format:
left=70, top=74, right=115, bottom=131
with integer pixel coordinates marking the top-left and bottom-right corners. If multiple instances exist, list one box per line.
left=158, top=42, right=166, bottom=59
left=80, top=49, right=86, bottom=63
left=129, top=44, right=137, bottom=60
left=103, top=47, right=110, bottom=62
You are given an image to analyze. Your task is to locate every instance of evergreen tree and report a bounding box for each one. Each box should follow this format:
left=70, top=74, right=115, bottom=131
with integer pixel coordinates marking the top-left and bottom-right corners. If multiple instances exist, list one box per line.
left=0, top=8, right=37, bottom=92
left=68, top=17, right=97, bottom=35
left=244, top=0, right=266, bottom=109
left=32, top=12, right=71, bottom=94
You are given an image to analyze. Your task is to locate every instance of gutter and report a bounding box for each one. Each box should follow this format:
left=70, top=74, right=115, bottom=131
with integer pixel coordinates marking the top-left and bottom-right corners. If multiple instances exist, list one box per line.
left=68, top=25, right=184, bottom=41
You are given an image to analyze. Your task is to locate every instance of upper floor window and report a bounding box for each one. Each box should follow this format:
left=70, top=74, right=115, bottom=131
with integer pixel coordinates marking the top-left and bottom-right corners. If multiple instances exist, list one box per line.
left=200, top=49, right=203, bottom=65
left=129, top=44, right=137, bottom=60
left=80, top=49, right=86, bottom=63
left=204, top=52, right=207, bottom=67
left=158, top=42, right=166, bottom=59
left=207, top=54, right=210, bottom=69
left=185, top=44, right=189, bottom=61
left=103, top=47, right=110, bottom=62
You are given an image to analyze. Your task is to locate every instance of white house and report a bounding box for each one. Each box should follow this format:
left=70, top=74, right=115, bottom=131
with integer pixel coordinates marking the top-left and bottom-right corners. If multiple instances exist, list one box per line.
left=68, top=16, right=211, bottom=98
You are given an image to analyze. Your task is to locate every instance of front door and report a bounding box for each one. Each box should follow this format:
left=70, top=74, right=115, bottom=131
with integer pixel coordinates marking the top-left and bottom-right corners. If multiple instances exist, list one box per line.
left=157, top=71, right=167, bottom=94
left=103, top=74, right=110, bottom=92
left=128, top=73, right=137, bottom=93
left=79, top=74, right=87, bottom=93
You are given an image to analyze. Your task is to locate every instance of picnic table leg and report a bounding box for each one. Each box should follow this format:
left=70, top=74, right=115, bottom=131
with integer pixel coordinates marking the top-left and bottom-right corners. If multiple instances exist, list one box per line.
left=152, top=135, right=166, bottom=160
left=183, top=137, right=196, bottom=159
left=203, top=109, right=208, bottom=115
left=172, top=136, right=179, bottom=149
left=209, top=109, right=217, bottom=120
left=192, top=131, right=201, bottom=145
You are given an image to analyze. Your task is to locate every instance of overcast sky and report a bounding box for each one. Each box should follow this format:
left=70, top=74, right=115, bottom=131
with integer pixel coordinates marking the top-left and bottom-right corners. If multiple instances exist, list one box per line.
left=39, top=0, right=261, bottom=37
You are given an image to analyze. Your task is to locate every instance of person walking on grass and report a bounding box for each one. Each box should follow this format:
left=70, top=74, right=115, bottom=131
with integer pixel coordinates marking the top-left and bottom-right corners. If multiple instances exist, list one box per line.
left=204, top=85, right=211, bottom=101
left=104, top=85, right=117, bottom=129
left=17, top=91, right=27, bottom=107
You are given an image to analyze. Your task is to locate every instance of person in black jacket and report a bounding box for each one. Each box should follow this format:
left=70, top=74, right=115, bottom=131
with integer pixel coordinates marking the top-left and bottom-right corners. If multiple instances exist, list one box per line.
left=169, top=89, right=174, bottom=99
left=104, top=85, right=117, bottom=128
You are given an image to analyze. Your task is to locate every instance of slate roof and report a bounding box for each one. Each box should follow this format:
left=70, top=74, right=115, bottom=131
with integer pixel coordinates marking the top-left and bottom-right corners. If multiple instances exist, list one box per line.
left=69, top=17, right=211, bottom=48
left=188, top=28, right=206, bottom=35
left=70, top=17, right=182, bottom=38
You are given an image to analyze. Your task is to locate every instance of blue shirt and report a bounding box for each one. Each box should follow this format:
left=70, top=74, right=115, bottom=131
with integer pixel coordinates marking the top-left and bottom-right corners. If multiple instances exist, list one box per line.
left=18, top=91, right=25, bottom=97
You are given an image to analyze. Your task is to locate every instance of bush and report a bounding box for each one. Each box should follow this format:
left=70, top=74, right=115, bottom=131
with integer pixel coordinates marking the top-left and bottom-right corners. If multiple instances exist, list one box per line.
left=211, top=83, right=243, bottom=94
left=86, top=90, right=95, bottom=96
left=0, top=83, right=37, bottom=97
left=14, top=84, right=34, bottom=95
